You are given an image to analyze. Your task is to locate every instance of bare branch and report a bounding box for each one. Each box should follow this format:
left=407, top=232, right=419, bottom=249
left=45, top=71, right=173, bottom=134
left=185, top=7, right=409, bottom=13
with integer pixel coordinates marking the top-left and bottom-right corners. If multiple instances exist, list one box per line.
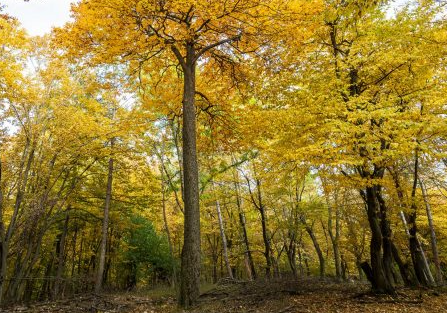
left=195, top=34, right=242, bottom=62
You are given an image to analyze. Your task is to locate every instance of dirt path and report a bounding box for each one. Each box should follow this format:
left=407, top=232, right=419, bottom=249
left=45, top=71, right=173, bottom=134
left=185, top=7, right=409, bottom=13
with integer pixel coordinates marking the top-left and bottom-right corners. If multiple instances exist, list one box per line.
left=2, top=278, right=446, bottom=313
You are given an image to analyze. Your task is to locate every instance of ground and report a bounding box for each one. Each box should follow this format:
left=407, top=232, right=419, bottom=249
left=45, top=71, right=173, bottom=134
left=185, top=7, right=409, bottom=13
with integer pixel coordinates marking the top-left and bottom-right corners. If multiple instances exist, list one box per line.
left=2, top=278, right=447, bottom=313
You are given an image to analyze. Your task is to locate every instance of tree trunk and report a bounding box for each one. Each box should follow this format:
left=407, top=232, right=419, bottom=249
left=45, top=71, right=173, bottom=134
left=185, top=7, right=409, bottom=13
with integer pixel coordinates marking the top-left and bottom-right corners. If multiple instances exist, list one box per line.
left=178, top=44, right=201, bottom=308
left=0, top=140, right=34, bottom=303
left=389, top=168, right=418, bottom=286
left=160, top=135, right=177, bottom=286
left=246, top=172, right=271, bottom=279
left=54, top=212, right=70, bottom=298
left=327, top=202, right=341, bottom=279
left=419, top=179, right=443, bottom=284
left=215, top=195, right=232, bottom=279
left=0, top=160, right=4, bottom=304
left=390, top=241, right=413, bottom=286
left=376, top=190, right=396, bottom=286
left=249, top=177, right=271, bottom=279
left=286, top=239, right=297, bottom=278
left=95, top=139, right=114, bottom=293
left=257, top=181, right=271, bottom=278
left=364, top=186, right=394, bottom=293
left=234, top=171, right=256, bottom=280
left=407, top=152, right=435, bottom=286
left=171, top=118, right=185, bottom=203
left=400, top=211, right=434, bottom=286
left=304, top=222, right=325, bottom=277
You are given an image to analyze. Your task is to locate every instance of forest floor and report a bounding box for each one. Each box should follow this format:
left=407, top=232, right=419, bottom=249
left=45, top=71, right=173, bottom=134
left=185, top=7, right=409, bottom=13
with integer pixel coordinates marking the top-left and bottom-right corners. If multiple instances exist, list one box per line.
left=2, top=277, right=447, bottom=313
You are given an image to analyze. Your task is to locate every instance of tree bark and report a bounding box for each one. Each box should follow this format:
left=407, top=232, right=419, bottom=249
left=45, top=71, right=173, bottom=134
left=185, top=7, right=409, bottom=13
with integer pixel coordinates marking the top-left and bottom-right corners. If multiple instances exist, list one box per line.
left=178, top=43, right=201, bottom=308
left=376, top=190, right=396, bottom=286
left=364, top=186, right=394, bottom=293
left=95, top=139, right=114, bottom=293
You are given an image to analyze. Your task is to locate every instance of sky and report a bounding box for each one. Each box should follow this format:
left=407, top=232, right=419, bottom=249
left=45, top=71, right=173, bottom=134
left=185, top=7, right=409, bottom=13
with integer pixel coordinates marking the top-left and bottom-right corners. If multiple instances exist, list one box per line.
left=1, top=0, right=74, bottom=36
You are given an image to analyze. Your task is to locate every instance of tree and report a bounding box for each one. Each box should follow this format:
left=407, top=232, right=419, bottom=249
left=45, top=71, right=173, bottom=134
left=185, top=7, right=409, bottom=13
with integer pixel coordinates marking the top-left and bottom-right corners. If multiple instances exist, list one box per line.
left=56, top=0, right=318, bottom=306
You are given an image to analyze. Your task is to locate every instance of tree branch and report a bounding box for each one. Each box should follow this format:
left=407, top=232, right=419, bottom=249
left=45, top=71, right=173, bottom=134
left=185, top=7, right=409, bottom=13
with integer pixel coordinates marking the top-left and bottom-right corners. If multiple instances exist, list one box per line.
left=171, top=45, right=186, bottom=71
left=195, top=34, right=242, bottom=62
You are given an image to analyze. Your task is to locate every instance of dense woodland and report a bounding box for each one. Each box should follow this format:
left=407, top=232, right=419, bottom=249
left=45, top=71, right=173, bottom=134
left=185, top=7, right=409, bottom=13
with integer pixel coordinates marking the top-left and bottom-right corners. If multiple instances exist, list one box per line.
left=1, top=0, right=447, bottom=309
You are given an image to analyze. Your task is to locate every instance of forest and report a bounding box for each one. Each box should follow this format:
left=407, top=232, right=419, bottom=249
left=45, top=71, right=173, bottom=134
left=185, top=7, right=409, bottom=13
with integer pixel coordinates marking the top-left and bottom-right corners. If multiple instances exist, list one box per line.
left=1, top=0, right=447, bottom=312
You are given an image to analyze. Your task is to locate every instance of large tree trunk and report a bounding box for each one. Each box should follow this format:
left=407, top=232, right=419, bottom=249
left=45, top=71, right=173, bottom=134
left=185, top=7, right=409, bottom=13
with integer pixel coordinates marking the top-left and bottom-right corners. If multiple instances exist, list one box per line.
left=364, top=186, right=394, bottom=294
left=95, top=140, right=114, bottom=293
left=376, top=190, right=396, bottom=286
left=178, top=44, right=201, bottom=308
left=420, top=179, right=443, bottom=284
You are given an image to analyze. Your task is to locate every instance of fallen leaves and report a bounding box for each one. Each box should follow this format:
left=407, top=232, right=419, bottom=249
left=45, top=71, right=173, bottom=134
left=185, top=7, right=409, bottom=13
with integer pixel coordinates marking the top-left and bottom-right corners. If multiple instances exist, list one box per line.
left=2, top=278, right=447, bottom=313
